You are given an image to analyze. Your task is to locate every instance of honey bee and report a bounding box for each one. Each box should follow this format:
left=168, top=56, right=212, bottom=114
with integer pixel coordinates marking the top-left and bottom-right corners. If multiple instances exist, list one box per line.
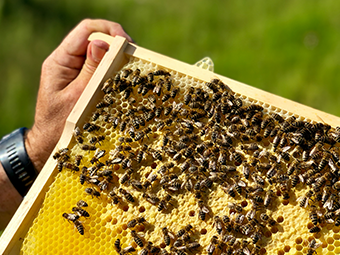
left=73, top=220, right=84, bottom=235
left=108, top=190, right=122, bottom=205
left=152, top=79, right=164, bottom=96
left=98, top=179, right=110, bottom=191
left=176, top=224, right=193, bottom=238
left=264, top=190, right=275, bottom=207
left=85, top=187, right=100, bottom=198
left=160, top=249, right=169, bottom=255
left=260, top=213, right=276, bottom=226
left=170, top=87, right=180, bottom=98
left=162, top=227, right=175, bottom=246
left=90, top=149, right=106, bottom=164
left=121, top=68, right=133, bottom=78
left=127, top=216, right=146, bottom=228
left=142, top=192, right=160, bottom=205
left=83, top=122, right=101, bottom=132
left=119, top=168, right=133, bottom=185
left=232, top=151, right=243, bottom=164
left=158, top=194, right=173, bottom=211
left=62, top=162, right=79, bottom=172
left=198, top=200, right=210, bottom=220
left=252, top=173, right=265, bottom=187
left=307, top=239, right=321, bottom=255
left=134, top=127, right=152, bottom=141
left=132, top=74, right=146, bottom=87
left=140, top=242, right=157, bottom=255
left=212, top=215, right=224, bottom=235
left=177, top=242, right=200, bottom=253
left=72, top=206, right=90, bottom=218
left=80, top=144, right=97, bottom=151
left=121, top=156, right=133, bottom=169
left=163, top=105, right=173, bottom=116
left=297, top=190, right=314, bottom=208
left=206, top=236, right=218, bottom=255
left=62, top=213, right=79, bottom=222
left=324, top=193, right=340, bottom=211
left=119, top=188, right=135, bottom=203
left=143, top=173, right=158, bottom=190
left=131, top=230, right=144, bottom=247
left=309, top=226, right=321, bottom=233
left=119, top=246, right=136, bottom=255
left=240, top=163, right=251, bottom=180
left=53, top=148, right=70, bottom=161
left=76, top=199, right=88, bottom=208
left=154, top=69, right=171, bottom=77
left=72, top=127, right=84, bottom=144
left=148, top=149, right=162, bottom=162
left=164, top=77, right=172, bottom=91
left=96, top=100, right=109, bottom=109
left=101, top=77, right=113, bottom=94
left=114, top=238, right=121, bottom=253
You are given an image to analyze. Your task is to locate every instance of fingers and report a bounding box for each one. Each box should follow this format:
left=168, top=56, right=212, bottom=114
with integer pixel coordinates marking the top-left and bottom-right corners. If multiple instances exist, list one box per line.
left=62, top=19, right=133, bottom=57
left=43, top=19, right=133, bottom=91
left=76, top=40, right=110, bottom=86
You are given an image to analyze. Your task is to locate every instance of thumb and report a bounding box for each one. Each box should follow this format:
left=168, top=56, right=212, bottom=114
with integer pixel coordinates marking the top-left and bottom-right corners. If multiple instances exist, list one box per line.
left=79, top=40, right=110, bottom=82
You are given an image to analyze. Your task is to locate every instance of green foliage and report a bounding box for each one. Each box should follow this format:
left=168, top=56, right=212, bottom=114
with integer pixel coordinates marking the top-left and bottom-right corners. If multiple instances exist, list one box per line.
left=1, top=0, right=340, bottom=137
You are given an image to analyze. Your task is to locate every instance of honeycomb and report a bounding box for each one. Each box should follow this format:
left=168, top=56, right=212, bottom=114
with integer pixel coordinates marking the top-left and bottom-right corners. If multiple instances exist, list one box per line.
left=21, top=56, right=340, bottom=255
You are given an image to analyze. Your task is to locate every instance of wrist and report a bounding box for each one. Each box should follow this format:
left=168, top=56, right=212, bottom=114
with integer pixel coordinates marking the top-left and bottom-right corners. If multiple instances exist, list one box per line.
left=25, top=127, right=50, bottom=172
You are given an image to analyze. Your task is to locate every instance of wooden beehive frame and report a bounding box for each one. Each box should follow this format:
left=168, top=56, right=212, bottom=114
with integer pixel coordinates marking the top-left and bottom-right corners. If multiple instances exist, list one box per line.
left=1, top=34, right=340, bottom=255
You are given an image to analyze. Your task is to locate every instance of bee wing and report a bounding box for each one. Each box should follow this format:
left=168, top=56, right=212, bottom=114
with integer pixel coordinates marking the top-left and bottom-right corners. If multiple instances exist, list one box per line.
left=176, top=246, right=188, bottom=251
left=168, top=232, right=176, bottom=240
left=227, top=202, right=236, bottom=208
left=236, top=214, right=245, bottom=224
left=173, top=101, right=183, bottom=110
left=311, top=242, right=322, bottom=249
left=335, top=208, right=340, bottom=215
left=194, top=121, right=204, bottom=128
left=238, top=180, right=247, bottom=187
left=138, top=232, right=145, bottom=238
left=246, top=209, right=256, bottom=220
left=201, top=205, right=210, bottom=214
left=296, top=196, right=309, bottom=208
left=243, top=247, right=251, bottom=255
left=109, top=149, right=118, bottom=158
left=259, top=149, right=269, bottom=158
left=298, top=174, right=305, bottom=183
left=323, top=197, right=333, bottom=210
left=329, top=158, right=339, bottom=172
left=122, top=246, right=136, bottom=253
left=325, top=218, right=334, bottom=224
left=282, top=146, right=291, bottom=152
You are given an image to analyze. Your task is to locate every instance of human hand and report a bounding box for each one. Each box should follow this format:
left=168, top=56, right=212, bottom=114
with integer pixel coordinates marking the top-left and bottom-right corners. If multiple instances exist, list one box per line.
left=25, top=19, right=133, bottom=172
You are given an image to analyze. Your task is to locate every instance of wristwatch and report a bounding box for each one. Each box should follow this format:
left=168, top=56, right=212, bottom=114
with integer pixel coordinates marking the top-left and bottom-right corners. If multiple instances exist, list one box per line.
left=0, top=128, right=38, bottom=197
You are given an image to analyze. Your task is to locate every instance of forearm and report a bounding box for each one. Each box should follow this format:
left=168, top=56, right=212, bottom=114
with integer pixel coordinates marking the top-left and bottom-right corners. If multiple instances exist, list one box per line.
left=0, top=163, right=22, bottom=230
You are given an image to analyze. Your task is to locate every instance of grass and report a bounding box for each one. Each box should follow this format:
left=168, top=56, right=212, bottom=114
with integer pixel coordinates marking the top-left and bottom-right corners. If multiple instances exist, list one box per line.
left=1, top=0, right=340, bottom=137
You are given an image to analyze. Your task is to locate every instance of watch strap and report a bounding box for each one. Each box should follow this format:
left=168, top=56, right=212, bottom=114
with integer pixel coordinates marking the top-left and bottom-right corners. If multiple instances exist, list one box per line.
left=0, top=128, right=38, bottom=196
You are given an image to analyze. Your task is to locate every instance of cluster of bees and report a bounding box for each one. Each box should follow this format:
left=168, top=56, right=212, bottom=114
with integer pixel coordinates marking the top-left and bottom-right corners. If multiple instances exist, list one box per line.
left=53, top=66, right=340, bottom=255
left=61, top=200, right=89, bottom=235
left=114, top=221, right=201, bottom=255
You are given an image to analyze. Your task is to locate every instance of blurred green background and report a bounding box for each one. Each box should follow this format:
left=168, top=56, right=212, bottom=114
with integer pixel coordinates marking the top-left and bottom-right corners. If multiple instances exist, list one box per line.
left=1, top=0, right=340, bottom=138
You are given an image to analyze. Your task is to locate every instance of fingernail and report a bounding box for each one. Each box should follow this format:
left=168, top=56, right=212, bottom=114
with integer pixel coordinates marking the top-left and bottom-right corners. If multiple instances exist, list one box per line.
left=91, top=40, right=110, bottom=63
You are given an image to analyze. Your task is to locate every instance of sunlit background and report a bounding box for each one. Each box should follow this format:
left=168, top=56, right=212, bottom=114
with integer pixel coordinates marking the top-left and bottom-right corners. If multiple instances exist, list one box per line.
left=1, top=0, right=340, bottom=138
